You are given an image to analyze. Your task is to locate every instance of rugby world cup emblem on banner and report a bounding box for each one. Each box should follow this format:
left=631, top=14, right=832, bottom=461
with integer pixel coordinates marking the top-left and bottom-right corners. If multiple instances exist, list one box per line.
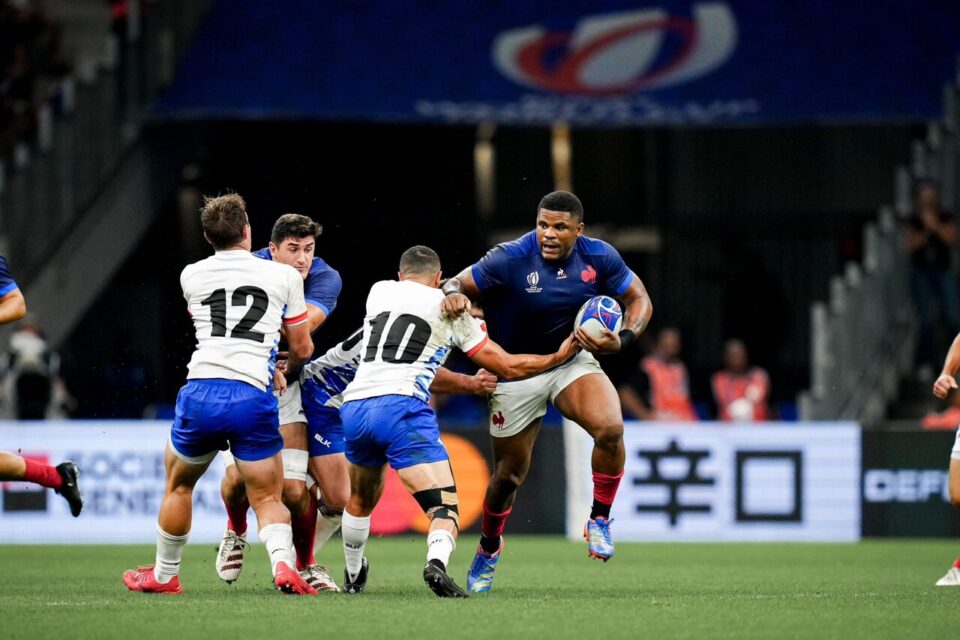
left=493, top=3, right=737, bottom=95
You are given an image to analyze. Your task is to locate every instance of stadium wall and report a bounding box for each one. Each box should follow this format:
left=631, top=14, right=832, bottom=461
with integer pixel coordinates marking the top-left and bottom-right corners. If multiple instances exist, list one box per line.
left=565, top=420, right=862, bottom=542
left=2, top=422, right=956, bottom=542
left=0, top=422, right=565, bottom=543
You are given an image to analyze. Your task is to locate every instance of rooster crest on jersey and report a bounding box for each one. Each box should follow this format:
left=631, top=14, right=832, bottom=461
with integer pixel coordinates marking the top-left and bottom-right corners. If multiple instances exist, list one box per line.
left=575, top=295, right=623, bottom=339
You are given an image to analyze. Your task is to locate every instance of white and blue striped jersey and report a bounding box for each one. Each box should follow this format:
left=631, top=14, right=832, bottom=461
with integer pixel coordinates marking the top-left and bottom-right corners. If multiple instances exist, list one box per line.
left=342, top=280, right=488, bottom=404
left=301, top=329, right=363, bottom=410
left=181, top=250, right=308, bottom=391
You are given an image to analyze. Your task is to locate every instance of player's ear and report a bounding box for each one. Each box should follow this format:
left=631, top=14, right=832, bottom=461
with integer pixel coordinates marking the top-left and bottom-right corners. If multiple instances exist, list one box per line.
left=576, top=220, right=584, bottom=235
left=398, top=271, right=405, bottom=281
left=268, top=241, right=278, bottom=259
left=434, top=271, right=443, bottom=287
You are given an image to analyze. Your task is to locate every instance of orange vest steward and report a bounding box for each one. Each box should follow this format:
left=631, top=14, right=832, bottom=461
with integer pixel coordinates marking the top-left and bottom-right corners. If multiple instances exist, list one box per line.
left=640, top=356, right=698, bottom=421
left=711, top=368, right=770, bottom=421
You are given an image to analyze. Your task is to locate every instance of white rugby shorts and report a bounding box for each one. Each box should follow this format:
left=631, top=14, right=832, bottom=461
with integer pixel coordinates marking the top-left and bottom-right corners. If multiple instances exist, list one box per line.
left=487, top=349, right=604, bottom=437
left=952, top=427, right=960, bottom=461
left=276, top=379, right=306, bottom=427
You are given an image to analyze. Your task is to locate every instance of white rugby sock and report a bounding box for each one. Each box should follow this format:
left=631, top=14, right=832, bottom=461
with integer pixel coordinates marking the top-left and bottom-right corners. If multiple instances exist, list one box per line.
left=315, top=499, right=343, bottom=550
left=426, top=529, right=455, bottom=569
left=342, top=511, right=370, bottom=581
left=259, top=523, right=296, bottom=576
left=154, top=527, right=188, bottom=584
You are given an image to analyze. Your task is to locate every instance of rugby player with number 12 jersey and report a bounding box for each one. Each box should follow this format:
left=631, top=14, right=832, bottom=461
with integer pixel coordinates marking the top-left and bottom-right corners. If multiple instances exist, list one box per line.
left=122, top=194, right=317, bottom=595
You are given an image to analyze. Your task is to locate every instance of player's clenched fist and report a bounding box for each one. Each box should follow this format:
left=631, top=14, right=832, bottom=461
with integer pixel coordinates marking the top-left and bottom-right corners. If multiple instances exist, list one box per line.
left=273, top=369, right=288, bottom=396
left=440, top=292, right=471, bottom=317
left=470, top=369, right=498, bottom=395
left=933, top=374, right=958, bottom=399
left=558, top=332, right=582, bottom=360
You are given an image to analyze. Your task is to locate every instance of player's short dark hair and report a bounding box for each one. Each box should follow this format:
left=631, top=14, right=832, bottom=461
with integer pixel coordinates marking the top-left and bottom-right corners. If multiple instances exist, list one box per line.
left=200, top=194, right=248, bottom=250
left=538, top=191, right=584, bottom=221
left=270, top=213, right=322, bottom=245
left=399, top=245, right=441, bottom=276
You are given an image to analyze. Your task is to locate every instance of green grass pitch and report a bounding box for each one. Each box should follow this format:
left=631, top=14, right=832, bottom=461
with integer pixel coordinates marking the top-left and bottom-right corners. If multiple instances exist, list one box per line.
left=1, top=537, right=958, bottom=639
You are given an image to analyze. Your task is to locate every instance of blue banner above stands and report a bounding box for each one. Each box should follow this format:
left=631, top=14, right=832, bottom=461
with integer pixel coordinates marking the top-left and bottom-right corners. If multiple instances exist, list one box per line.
left=154, top=1, right=960, bottom=126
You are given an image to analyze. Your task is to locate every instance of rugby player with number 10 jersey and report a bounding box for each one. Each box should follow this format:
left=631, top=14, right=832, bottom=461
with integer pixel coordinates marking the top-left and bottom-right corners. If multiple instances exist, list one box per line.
left=337, top=246, right=578, bottom=598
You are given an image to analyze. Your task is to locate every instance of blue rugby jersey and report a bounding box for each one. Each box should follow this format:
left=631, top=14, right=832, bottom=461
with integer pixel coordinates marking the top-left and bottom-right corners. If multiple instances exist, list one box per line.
left=0, top=255, right=19, bottom=297
left=470, top=232, right=635, bottom=355
left=254, top=247, right=342, bottom=319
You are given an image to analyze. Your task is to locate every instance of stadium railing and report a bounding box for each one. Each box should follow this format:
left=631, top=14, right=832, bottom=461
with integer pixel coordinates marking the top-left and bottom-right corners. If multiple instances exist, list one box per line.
left=0, top=0, right=213, bottom=287
left=799, top=58, right=960, bottom=423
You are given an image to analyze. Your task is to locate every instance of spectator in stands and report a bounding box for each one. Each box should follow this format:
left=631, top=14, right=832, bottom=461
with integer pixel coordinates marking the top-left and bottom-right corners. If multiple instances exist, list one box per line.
left=711, top=339, right=771, bottom=422
left=0, top=0, right=65, bottom=168
left=617, top=327, right=698, bottom=421
left=906, top=179, right=959, bottom=380
left=922, top=388, right=960, bottom=430
left=5, top=314, right=56, bottom=419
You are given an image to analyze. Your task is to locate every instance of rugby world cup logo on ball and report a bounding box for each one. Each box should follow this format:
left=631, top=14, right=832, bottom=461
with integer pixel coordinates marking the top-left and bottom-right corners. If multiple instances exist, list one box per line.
left=575, top=295, right=623, bottom=339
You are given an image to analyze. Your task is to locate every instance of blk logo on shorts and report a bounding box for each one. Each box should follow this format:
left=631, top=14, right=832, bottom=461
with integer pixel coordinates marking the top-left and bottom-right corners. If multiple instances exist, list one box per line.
left=314, top=434, right=332, bottom=448
left=492, top=411, right=506, bottom=429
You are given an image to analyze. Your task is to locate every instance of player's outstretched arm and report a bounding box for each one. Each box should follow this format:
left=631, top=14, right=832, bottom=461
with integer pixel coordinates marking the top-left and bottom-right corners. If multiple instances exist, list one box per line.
left=933, top=332, right=960, bottom=398
left=468, top=334, right=579, bottom=381
left=430, top=367, right=498, bottom=395
left=0, top=288, right=26, bottom=325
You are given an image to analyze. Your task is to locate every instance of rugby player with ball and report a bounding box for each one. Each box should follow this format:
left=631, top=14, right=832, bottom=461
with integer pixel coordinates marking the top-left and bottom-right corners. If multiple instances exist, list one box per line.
left=441, top=191, right=652, bottom=592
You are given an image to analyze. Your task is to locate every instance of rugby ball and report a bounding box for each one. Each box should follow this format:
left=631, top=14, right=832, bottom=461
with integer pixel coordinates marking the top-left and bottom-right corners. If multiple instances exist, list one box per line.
left=574, top=295, right=623, bottom=339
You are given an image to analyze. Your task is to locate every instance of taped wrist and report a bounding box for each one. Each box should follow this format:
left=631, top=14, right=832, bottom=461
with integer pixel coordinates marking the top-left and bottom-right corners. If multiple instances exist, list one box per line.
left=618, top=329, right=637, bottom=349
left=412, top=486, right=460, bottom=531
left=441, top=278, right=462, bottom=297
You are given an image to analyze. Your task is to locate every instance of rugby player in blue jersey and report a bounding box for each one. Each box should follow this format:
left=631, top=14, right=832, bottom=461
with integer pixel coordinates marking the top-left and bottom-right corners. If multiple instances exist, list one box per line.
left=217, top=214, right=342, bottom=588
left=441, top=191, right=653, bottom=592
left=0, top=254, right=83, bottom=517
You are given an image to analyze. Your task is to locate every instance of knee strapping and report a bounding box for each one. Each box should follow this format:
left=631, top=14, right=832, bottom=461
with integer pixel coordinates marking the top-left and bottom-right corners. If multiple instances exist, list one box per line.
left=281, top=449, right=308, bottom=482
left=412, top=486, right=460, bottom=530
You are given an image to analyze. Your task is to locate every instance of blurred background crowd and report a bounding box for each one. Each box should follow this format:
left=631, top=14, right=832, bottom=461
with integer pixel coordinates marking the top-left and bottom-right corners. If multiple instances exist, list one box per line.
left=0, top=0, right=957, bottom=437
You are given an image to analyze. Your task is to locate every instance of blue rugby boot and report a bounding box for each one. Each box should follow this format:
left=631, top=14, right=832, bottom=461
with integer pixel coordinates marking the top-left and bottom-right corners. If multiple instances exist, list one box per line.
left=466, top=539, right=503, bottom=593
left=584, top=517, right=615, bottom=561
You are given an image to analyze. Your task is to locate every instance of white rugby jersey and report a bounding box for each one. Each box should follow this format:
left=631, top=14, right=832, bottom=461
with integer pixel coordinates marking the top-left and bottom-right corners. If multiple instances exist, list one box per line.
left=301, top=328, right=363, bottom=410
left=181, top=250, right=308, bottom=390
left=342, top=280, right=488, bottom=403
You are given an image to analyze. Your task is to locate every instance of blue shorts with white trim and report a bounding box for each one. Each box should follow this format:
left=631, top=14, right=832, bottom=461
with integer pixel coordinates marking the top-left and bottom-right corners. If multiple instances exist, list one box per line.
left=340, top=395, right=447, bottom=469
left=170, top=379, right=282, bottom=463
